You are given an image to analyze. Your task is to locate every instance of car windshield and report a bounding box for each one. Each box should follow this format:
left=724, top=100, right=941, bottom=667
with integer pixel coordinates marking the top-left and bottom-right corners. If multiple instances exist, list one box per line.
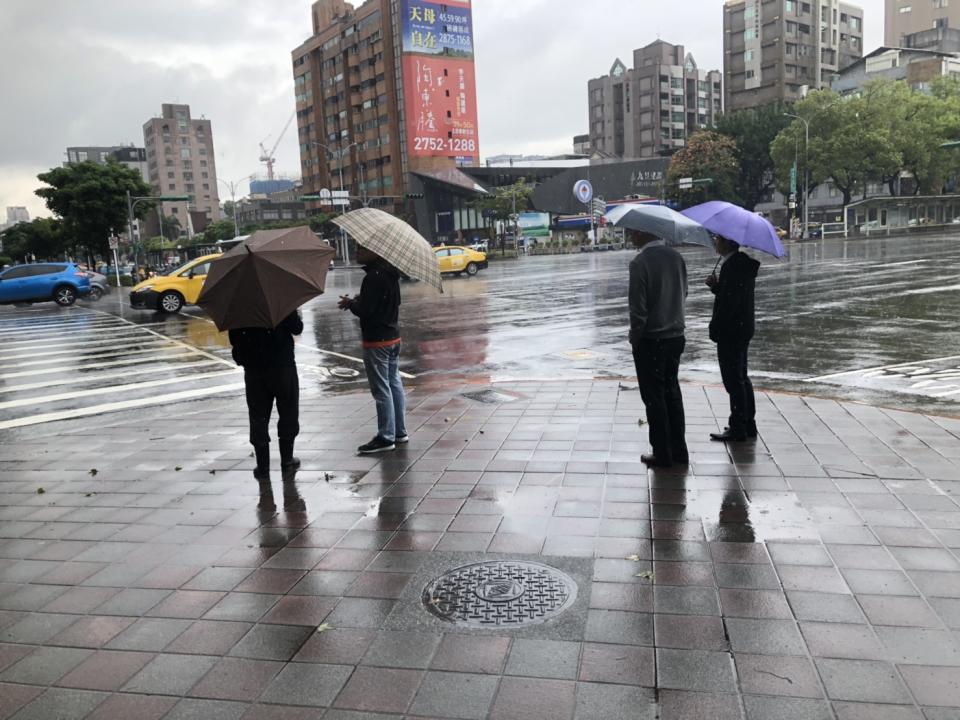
left=168, top=259, right=202, bottom=277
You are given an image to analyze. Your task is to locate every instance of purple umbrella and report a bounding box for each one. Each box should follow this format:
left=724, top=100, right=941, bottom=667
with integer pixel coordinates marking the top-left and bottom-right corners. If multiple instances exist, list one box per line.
left=681, top=201, right=787, bottom=258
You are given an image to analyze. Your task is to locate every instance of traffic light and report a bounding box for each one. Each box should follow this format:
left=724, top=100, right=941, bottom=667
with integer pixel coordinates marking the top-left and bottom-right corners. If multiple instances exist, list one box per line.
left=405, top=193, right=424, bottom=199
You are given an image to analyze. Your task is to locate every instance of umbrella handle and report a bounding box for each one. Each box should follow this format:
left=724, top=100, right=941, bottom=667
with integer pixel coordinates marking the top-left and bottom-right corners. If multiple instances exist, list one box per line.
left=711, top=256, right=721, bottom=275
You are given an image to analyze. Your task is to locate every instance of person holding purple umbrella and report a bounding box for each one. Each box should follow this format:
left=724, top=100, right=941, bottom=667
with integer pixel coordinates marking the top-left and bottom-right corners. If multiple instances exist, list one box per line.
left=705, top=235, right=760, bottom=442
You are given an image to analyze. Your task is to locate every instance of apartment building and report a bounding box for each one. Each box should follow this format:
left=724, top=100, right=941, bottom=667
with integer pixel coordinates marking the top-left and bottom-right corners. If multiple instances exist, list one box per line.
left=724, top=0, right=865, bottom=111
left=142, top=104, right=221, bottom=234
left=292, top=0, right=479, bottom=215
left=886, top=0, right=959, bottom=46
left=588, top=41, right=723, bottom=159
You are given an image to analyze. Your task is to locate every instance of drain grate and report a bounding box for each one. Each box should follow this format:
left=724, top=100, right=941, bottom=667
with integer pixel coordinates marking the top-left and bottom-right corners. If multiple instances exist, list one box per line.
left=422, top=560, right=577, bottom=627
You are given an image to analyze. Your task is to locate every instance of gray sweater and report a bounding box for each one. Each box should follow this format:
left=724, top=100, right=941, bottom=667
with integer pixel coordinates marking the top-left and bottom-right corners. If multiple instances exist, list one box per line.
left=628, top=243, right=688, bottom=343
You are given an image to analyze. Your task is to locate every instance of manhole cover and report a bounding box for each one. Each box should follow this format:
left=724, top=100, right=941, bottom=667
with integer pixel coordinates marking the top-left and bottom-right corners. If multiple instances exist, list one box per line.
left=422, top=561, right=577, bottom=627
left=330, top=367, right=360, bottom=378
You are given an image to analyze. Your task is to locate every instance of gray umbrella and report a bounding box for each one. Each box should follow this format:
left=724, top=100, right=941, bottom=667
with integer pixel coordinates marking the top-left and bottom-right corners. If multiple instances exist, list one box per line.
left=605, top=203, right=714, bottom=248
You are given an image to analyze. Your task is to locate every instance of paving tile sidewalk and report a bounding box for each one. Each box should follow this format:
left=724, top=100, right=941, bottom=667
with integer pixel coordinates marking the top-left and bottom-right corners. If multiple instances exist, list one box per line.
left=2, top=379, right=960, bottom=719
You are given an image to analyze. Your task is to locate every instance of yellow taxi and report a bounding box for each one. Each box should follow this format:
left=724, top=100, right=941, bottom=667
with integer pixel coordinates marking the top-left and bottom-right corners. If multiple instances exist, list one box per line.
left=434, top=245, right=488, bottom=276
left=129, top=253, right=220, bottom=313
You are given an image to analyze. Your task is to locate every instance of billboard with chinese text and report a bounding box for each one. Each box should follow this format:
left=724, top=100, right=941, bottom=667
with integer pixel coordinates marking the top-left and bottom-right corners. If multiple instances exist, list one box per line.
left=400, top=0, right=479, bottom=164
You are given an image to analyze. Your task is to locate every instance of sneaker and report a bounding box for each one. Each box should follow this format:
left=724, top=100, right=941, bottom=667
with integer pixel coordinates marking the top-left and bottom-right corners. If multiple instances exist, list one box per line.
left=281, top=456, right=301, bottom=471
left=358, top=436, right=396, bottom=454
left=253, top=466, right=270, bottom=481
left=395, top=434, right=409, bottom=444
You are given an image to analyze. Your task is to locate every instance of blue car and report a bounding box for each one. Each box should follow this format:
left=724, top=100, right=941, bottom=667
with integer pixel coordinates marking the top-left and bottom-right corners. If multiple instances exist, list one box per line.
left=0, top=262, right=91, bottom=307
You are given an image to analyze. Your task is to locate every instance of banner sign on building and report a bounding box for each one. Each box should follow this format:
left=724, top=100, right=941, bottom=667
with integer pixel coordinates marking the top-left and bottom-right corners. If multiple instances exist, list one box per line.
left=400, top=0, right=479, bottom=164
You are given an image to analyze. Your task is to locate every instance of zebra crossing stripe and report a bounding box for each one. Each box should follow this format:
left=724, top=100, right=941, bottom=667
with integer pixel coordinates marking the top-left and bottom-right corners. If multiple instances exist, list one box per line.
left=0, top=341, right=173, bottom=366
left=0, top=351, right=199, bottom=380
left=0, top=383, right=246, bottom=430
left=0, top=360, right=223, bottom=394
left=0, top=369, right=241, bottom=410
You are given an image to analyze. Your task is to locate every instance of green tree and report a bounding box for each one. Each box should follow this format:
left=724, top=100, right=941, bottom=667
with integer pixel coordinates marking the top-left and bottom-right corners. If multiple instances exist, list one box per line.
left=666, top=131, right=740, bottom=208
left=0, top=218, right=65, bottom=261
left=714, top=102, right=793, bottom=210
left=468, top=178, right=533, bottom=236
left=771, top=90, right=900, bottom=207
left=222, top=200, right=236, bottom=219
left=35, top=159, right=154, bottom=257
left=199, top=219, right=237, bottom=243
left=158, top=213, right=181, bottom=242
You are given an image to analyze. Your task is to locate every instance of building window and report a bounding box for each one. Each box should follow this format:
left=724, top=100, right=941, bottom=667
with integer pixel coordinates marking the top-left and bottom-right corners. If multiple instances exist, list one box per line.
left=899, top=5, right=911, bottom=11
left=934, top=0, right=948, bottom=7
left=671, top=77, right=683, bottom=89
left=744, top=28, right=756, bottom=40
left=786, top=0, right=795, bottom=11
left=744, top=50, right=755, bottom=61
left=78, top=151, right=88, bottom=161
left=746, top=5, right=756, bottom=18
left=181, top=148, right=191, bottom=159
left=745, top=69, right=756, bottom=79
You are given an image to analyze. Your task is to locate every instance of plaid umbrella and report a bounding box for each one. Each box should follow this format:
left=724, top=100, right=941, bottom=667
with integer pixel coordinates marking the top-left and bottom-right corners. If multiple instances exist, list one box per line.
left=197, top=226, right=334, bottom=331
left=332, top=208, right=443, bottom=293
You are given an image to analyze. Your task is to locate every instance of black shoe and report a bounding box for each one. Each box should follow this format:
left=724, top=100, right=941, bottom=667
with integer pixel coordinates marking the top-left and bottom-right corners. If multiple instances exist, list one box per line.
left=747, top=424, right=758, bottom=439
left=281, top=456, right=301, bottom=471
left=710, top=428, right=748, bottom=442
left=641, top=454, right=672, bottom=467
left=395, top=434, right=409, bottom=444
left=253, top=466, right=270, bottom=481
left=358, top=436, right=396, bottom=454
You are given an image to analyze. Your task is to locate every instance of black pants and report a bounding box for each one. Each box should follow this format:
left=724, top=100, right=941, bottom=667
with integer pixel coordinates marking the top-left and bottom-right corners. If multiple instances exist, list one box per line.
left=717, top=340, right=755, bottom=434
left=244, top=365, right=299, bottom=447
left=633, top=336, right=687, bottom=463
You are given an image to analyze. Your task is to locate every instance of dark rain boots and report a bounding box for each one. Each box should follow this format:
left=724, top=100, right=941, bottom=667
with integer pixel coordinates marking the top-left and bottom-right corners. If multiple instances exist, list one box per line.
left=279, top=438, right=300, bottom=472
left=253, top=444, right=270, bottom=481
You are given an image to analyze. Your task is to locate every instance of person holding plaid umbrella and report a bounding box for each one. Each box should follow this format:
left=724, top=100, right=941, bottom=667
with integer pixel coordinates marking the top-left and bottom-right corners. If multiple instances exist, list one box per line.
left=333, top=208, right=442, bottom=454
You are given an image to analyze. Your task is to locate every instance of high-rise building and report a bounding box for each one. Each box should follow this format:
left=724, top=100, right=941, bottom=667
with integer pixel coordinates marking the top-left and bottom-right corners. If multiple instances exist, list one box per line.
left=886, top=0, right=959, bottom=47
left=6, top=207, right=29, bottom=226
left=588, top=41, right=723, bottom=159
left=65, top=146, right=148, bottom=182
left=724, top=0, right=865, bottom=112
left=291, top=0, right=479, bottom=215
left=142, top=104, right=221, bottom=235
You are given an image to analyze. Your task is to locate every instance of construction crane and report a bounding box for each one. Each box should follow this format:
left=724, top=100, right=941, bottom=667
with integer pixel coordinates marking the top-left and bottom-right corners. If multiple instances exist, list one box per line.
left=258, top=111, right=295, bottom=181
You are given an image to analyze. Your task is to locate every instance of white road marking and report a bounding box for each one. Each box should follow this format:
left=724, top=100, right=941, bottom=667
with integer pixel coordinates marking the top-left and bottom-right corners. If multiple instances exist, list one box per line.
left=296, top=345, right=416, bottom=379
left=804, top=355, right=960, bottom=383
left=0, top=341, right=172, bottom=366
left=0, top=328, right=154, bottom=350
left=0, top=369, right=241, bottom=410
left=0, top=351, right=199, bottom=379
left=0, top=360, right=223, bottom=394
left=0, top=383, right=245, bottom=430
left=0, top=323, right=137, bottom=342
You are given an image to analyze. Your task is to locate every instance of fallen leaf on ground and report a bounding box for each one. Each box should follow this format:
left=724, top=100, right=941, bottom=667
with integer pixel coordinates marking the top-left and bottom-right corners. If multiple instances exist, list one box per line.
left=635, top=570, right=655, bottom=581
left=88, top=469, right=98, bottom=476
left=625, top=554, right=643, bottom=562
left=315, top=623, right=334, bottom=633
left=174, top=466, right=182, bottom=472
left=36, top=488, right=45, bottom=495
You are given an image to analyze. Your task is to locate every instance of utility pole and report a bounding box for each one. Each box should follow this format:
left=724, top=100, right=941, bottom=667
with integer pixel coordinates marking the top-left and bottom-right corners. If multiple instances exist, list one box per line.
left=785, top=112, right=811, bottom=239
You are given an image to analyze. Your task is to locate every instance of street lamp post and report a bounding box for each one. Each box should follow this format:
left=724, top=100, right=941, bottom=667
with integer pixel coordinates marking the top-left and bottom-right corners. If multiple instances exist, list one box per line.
left=311, top=140, right=359, bottom=263
left=217, top=175, right=254, bottom=238
left=784, top=112, right=811, bottom=240
left=127, top=191, right=191, bottom=277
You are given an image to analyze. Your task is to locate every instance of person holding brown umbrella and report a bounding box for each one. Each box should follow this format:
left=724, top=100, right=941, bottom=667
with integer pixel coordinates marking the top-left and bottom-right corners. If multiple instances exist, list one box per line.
left=229, top=311, right=304, bottom=480
left=196, top=226, right=334, bottom=480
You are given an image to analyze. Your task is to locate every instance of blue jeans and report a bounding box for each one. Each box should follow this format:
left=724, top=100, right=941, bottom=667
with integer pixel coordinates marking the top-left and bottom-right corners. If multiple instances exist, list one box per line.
left=363, top=344, right=406, bottom=442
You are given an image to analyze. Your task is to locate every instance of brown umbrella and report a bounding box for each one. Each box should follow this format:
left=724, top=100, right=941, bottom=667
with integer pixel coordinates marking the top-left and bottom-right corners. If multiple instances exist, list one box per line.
left=197, top=226, right=335, bottom=331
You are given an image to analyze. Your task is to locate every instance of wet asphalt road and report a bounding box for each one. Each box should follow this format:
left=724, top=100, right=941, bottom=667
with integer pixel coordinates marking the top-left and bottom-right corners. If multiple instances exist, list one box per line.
left=4, top=230, right=960, bottom=428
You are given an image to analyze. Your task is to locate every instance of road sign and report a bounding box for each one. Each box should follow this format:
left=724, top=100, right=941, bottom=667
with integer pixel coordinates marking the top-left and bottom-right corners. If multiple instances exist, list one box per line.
left=573, top=180, right=593, bottom=205
left=108, top=235, right=120, bottom=250
left=790, top=164, right=798, bottom=194
left=678, top=177, right=694, bottom=190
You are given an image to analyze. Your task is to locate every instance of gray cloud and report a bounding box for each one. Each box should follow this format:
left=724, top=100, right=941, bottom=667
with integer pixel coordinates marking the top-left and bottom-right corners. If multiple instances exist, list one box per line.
left=1, top=0, right=885, bottom=219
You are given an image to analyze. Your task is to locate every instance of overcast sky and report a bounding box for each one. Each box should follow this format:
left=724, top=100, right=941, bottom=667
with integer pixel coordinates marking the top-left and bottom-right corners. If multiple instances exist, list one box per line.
left=1, top=0, right=884, bottom=220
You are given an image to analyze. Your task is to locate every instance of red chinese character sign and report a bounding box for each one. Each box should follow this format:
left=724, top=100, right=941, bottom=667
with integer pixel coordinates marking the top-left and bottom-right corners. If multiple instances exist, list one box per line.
left=400, top=0, right=479, bottom=164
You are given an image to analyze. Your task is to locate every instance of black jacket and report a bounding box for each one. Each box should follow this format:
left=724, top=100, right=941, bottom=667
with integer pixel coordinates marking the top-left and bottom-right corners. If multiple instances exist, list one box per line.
left=229, top=311, right=304, bottom=369
left=709, top=252, right=760, bottom=344
left=349, top=260, right=401, bottom=344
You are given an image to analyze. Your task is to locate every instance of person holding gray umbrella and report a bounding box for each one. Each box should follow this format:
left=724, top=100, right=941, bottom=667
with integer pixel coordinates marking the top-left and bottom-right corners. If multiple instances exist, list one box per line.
left=604, top=204, right=708, bottom=469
